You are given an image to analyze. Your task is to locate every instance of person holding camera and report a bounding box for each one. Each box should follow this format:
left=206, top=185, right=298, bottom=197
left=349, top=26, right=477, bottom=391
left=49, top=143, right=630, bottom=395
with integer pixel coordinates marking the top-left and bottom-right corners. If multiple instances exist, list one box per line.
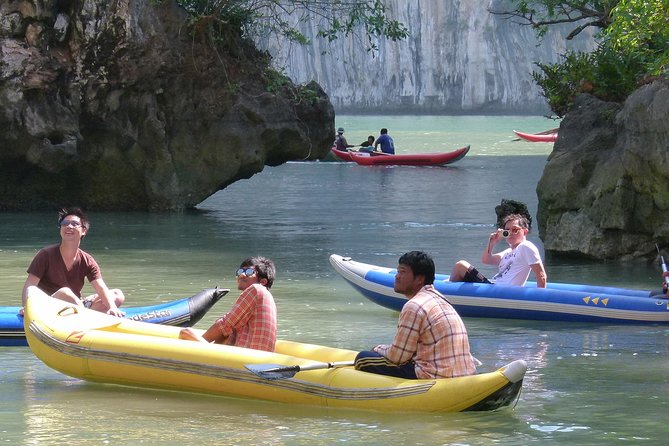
left=449, top=213, right=547, bottom=287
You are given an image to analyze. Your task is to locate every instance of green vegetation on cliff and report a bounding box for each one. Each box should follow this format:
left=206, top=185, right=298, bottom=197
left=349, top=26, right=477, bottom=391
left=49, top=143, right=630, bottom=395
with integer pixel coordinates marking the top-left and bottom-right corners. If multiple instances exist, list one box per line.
left=166, top=0, right=408, bottom=52
left=493, top=0, right=669, bottom=117
left=152, top=1, right=408, bottom=106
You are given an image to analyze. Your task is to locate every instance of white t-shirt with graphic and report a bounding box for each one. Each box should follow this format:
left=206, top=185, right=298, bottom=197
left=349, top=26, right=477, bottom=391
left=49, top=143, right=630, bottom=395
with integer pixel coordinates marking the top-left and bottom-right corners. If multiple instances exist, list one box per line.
left=492, top=240, right=542, bottom=286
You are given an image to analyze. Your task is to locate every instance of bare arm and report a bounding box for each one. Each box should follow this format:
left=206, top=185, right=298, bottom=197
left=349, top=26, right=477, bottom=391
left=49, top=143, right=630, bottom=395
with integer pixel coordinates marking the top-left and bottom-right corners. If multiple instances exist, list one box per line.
left=179, top=327, right=214, bottom=343
left=180, top=324, right=227, bottom=343
left=201, top=324, right=228, bottom=343
left=530, top=263, right=547, bottom=288
left=482, top=231, right=503, bottom=266
left=90, top=278, right=124, bottom=316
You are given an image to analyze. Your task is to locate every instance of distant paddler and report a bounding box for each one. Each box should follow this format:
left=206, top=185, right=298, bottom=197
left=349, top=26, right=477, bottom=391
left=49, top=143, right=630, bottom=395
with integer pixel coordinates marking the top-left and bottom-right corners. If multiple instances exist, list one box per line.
left=334, top=127, right=355, bottom=152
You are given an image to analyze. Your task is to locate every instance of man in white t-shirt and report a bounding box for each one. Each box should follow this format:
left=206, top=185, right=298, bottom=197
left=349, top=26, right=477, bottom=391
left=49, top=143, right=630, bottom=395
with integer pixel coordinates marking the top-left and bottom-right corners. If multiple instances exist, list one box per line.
left=449, top=214, right=547, bottom=287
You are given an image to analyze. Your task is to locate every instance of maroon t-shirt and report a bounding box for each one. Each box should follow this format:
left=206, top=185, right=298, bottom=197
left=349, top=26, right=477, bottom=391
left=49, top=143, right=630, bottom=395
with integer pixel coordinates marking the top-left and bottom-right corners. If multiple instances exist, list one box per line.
left=27, top=244, right=101, bottom=297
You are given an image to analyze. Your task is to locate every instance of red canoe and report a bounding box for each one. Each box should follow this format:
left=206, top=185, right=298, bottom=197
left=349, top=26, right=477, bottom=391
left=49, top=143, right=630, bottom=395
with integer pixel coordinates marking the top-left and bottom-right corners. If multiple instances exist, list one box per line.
left=513, top=130, right=558, bottom=143
left=349, top=145, right=470, bottom=166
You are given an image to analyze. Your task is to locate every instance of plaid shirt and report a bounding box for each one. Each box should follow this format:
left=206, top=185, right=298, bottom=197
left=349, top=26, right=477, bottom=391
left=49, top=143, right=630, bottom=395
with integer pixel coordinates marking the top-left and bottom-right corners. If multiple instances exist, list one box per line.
left=215, top=283, right=277, bottom=352
left=373, top=285, right=476, bottom=379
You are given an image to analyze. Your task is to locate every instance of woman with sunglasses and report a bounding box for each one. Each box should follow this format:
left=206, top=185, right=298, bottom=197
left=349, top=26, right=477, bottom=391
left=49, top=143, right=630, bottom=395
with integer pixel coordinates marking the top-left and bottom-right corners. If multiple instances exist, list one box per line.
left=448, top=214, right=547, bottom=288
left=20, top=207, right=125, bottom=317
left=179, top=256, right=277, bottom=352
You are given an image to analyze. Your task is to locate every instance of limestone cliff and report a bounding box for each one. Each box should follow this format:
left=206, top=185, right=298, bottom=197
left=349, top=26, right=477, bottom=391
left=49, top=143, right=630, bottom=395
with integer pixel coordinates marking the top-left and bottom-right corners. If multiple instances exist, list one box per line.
left=537, top=80, right=669, bottom=260
left=259, top=0, right=595, bottom=114
left=0, top=0, right=334, bottom=211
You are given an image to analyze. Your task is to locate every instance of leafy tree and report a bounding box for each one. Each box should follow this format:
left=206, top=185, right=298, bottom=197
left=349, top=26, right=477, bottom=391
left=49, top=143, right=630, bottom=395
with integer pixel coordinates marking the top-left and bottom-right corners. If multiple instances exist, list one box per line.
left=151, top=1, right=408, bottom=102
left=604, top=0, right=669, bottom=76
left=492, top=0, right=668, bottom=117
left=171, top=0, right=409, bottom=52
left=489, top=0, right=620, bottom=40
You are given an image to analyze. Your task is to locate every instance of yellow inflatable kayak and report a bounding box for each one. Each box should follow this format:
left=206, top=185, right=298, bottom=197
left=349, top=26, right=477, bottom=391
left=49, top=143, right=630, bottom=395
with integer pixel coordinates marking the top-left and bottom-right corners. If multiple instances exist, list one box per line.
left=24, top=286, right=526, bottom=412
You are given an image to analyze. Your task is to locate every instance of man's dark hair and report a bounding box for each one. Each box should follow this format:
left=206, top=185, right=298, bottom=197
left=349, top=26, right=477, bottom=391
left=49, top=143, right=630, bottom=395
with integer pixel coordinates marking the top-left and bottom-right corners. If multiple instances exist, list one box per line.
left=495, top=199, right=531, bottom=230
left=58, top=207, right=90, bottom=232
left=398, top=251, right=435, bottom=285
left=241, top=256, right=276, bottom=289
left=380, top=128, right=388, bottom=134
left=502, top=213, right=530, bottom=230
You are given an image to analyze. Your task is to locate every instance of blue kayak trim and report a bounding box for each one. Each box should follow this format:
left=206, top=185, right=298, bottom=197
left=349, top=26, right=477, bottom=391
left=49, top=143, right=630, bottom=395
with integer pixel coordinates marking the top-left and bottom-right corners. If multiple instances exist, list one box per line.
left=433, top=272, right=653, bottom=298
left=0, top=288, right=228, bottom=347
left=330, top=255, right=669, bottom=324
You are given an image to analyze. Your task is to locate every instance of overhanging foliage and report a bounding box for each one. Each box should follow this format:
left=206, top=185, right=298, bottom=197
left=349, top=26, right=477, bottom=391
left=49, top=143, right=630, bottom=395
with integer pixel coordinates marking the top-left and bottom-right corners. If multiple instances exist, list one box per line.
left=492, top=0, right=668, bottom=117
left=170, top=0, right=409, bottom=52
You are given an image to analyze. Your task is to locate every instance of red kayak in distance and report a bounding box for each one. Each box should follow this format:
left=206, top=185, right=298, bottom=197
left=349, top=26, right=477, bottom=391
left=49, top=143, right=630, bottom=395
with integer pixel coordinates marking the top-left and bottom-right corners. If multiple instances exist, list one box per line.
left=513, top=130, right=558, bottom=143
left=349, top=145, right=470, bottom=166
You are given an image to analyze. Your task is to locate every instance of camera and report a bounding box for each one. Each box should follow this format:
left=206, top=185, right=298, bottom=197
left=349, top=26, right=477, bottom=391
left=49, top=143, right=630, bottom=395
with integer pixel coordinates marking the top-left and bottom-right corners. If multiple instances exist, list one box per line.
left=501, top=230, right=510, bottom=238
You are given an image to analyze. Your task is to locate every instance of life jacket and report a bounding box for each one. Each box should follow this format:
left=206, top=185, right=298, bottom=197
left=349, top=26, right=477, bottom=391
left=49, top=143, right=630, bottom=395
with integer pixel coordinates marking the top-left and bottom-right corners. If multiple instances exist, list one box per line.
left=334, top=134, right=346, bottom=151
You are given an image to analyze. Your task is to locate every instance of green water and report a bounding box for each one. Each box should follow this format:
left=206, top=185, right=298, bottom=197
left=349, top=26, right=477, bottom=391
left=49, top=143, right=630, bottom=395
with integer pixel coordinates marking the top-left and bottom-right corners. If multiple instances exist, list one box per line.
left=334, top=115, right=559, bottom=156
left=1, top=116, right=667, bottom=445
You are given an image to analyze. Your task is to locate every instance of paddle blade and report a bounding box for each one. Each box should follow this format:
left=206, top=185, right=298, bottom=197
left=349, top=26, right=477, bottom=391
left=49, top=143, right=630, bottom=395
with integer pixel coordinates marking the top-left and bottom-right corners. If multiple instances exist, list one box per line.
left=245, top=364, right=301, bottom=380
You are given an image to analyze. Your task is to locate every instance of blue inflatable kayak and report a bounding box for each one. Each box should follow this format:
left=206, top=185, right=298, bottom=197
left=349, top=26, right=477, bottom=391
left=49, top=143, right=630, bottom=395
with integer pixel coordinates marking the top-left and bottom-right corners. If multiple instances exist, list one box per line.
left=0, top=287, right=228, bottom=346
left=330, top=255, right=669, bottom=324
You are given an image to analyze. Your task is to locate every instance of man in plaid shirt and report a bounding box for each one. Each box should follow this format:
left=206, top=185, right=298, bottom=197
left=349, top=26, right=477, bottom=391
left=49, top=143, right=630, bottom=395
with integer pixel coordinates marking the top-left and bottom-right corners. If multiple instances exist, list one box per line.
left=355, top=251, right=477, bottom=379
left=179, top=256, right=277, bottom=352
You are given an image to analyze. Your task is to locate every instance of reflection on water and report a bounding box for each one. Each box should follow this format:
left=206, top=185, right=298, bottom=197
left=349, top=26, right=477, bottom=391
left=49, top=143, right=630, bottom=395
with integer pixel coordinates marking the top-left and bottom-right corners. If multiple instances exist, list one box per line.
left=8, top=321, right=668, bottom=445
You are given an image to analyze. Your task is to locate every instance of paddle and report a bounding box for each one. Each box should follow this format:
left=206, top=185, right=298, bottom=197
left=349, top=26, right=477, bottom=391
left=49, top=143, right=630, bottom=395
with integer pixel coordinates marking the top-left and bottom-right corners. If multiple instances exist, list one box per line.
left=656, top=244, right=669, bottom=293
left=245, top=360, right=355, bottom=380
left=355, top=150, right=391, bottom=156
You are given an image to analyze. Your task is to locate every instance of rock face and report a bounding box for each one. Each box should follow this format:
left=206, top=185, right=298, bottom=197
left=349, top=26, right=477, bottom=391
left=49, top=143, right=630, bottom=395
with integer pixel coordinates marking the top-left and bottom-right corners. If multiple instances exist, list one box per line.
left=0, top=0, right=334, bottom=211
left=260, top=0, right=595, bottom=114
left=536, top=80, right=669, bottom=260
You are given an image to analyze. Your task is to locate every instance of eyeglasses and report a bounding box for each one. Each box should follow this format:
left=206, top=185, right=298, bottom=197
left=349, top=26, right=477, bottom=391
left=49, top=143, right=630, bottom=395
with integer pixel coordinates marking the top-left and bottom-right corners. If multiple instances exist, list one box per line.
left=60, top=220, right=82, bottom=228
left=236, top=267, right=256, bottom=278
left=501, top=227, right=523, bottom=238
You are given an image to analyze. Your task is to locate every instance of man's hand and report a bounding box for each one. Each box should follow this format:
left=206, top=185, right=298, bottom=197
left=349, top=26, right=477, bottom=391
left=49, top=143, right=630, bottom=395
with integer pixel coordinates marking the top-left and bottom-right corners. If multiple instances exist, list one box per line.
left=106, top=307, right=125, bottom=317
left=179, top=328, right=209, bottom=343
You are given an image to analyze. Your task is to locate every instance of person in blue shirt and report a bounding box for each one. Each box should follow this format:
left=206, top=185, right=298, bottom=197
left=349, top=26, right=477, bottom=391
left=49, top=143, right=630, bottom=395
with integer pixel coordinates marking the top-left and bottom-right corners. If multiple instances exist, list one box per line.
left=374, top=128, right=395, bottom=154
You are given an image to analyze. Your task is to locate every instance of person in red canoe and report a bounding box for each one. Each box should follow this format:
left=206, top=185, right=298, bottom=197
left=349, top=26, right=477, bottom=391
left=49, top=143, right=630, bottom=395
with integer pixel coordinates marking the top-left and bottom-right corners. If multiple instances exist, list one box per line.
left=334, top=127, right=354, bottom=152
left=374, top=128, right=395, bottom=154
left=358, top=135, right=376, bottom=153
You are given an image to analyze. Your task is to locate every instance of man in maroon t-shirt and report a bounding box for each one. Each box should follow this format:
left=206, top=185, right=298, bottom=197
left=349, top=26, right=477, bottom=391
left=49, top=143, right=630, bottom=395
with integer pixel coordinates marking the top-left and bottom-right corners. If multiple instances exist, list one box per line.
left=20, top=207, right=125, bottom=317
